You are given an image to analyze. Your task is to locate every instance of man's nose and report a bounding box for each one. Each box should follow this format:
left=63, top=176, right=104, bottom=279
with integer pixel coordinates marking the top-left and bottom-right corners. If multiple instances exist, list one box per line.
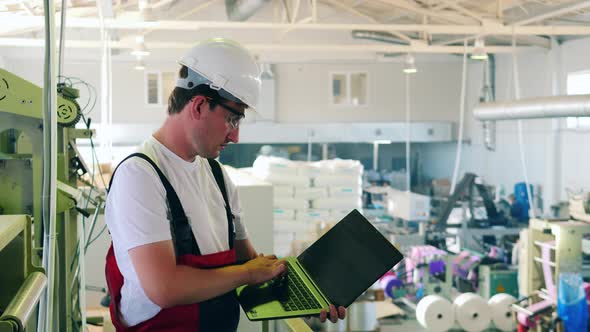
left=227, top=127, right=239, bottom=143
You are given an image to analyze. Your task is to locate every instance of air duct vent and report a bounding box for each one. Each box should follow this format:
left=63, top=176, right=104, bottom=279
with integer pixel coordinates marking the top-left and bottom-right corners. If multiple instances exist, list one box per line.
left=225, top=0, right=270, bottom=21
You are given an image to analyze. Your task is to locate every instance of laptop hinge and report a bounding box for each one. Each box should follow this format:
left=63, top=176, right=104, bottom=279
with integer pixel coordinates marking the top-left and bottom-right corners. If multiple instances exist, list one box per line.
left=294, top=260, right=332, bottom=306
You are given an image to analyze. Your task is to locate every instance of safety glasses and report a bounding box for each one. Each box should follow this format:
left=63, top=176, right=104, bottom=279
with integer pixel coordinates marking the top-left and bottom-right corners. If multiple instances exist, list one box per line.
left=204, top=96, right=245, bottom=129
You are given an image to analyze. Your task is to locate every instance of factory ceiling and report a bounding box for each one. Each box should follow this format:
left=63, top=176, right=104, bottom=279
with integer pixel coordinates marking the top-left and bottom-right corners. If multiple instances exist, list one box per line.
left=0, top=0, right=589, bottom=61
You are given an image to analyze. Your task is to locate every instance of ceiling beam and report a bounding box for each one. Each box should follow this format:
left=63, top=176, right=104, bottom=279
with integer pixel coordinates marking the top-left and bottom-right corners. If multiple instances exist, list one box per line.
left=142, top=0, right=219, bottom=37
left=374, top=0, right=478, bottom=24
left=492, top=34, right=551, bottom=48
left=510, top=0, right=590, bottom=25
left=322, top=0, right=412, bottom=42
left=96, top=0, right=114, bottom=18
left=0, top=37, right=541, bottom=53
left=3, top=17, right=590, bottom=36
left=434, top=0, right=485, bottom=23
left=434, top=34, right=551, bottom=49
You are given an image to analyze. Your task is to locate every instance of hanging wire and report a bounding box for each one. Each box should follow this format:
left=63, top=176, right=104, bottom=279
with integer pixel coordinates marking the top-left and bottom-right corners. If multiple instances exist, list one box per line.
left=511, top=32, right=537, bottom=219
left=450, top=39, right=469, bottom=194
left=405, top=73, right=411, bottom=192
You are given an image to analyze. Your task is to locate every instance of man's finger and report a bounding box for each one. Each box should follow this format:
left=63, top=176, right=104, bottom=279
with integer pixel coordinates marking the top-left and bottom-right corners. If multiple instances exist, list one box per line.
left=338, top=306, right=346, bottom=319
left=274, top=264, right=286, bottom=276
left=329, top=304, right=338, bottom=323
left=319, top=309, right=327, bottom=323
left=272, top=260, right=285, bottom=267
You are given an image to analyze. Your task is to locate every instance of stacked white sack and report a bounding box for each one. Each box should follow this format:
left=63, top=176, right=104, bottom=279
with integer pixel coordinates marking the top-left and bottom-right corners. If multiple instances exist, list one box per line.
left=309, top=159, right=363, bottom=212
left=330, top=209, right=362, bottom=220
left=274, top=198, right=309, bottom=210
left=253, top=156, right=309, bottom=187
left=294, top=187, right=329, bottom=200
left=273, top=208, right=296, bottom=221
left=274, top=185, right=294, bottom=197
left=273, top=219, right=318, bottom=257
left=311, top=197, right=363, bottom=210
left=251, top=156, right=365, bottom=256
left=272, top=185, right=297, bottom=221
left=295, top=209, right=332, bottom=223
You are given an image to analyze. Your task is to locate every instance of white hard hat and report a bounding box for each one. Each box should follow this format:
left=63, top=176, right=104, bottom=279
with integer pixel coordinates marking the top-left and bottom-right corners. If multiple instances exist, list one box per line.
left=177, top=38, right=261, bottom=109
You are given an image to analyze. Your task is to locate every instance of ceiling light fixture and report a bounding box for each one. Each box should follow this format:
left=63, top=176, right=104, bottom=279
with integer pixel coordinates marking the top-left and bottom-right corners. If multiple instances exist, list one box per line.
left=131, top=35, right=150, bottom=57
left=471, top=38, right=488, bottom=60
left=373, top=140, right=392, bottom=144
left=134, top=58, right=146, bottom=71
left=403, top=54, right=417, bottom=74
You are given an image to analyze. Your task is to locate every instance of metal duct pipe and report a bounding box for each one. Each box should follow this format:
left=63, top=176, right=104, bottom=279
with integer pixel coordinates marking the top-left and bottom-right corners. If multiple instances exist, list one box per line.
left=474, top=94, right=590, bottom=121
left=351, top=30, right=409, bottom=45
left=482, top=120, right=496, bottom=150
left=225, top=0, right=270, bottom=21
left=481, top=55, right=496, bottom=151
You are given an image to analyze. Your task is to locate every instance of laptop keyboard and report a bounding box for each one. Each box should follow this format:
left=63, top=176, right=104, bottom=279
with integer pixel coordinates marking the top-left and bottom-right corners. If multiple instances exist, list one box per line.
left=280, top=262, right=322, bottom=311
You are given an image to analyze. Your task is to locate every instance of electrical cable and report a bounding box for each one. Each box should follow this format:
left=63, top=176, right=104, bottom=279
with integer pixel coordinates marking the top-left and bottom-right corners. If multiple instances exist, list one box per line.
left=405, top=71, right=411, bottom=192
left=57, top=76, right=98, bottom=117
left=511, top=34, right=537, bottom=219
left=450, top=39, right=469, bottom=194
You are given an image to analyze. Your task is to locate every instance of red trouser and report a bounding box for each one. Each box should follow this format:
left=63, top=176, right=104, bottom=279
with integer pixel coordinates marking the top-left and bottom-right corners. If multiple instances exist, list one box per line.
left=105, top=245, right=240, bottom=332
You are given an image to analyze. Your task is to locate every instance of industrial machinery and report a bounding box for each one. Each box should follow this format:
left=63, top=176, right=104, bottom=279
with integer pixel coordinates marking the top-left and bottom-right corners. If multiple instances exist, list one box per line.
left=430, top=173, right=521, bottom=257
left=511, top=218, right=590, bottom=330
left=436, top=173, right=509, bottom=230
left=0, top=68, right=96, bottom=332
left=0, top=215, right=47, bottom=331
left=452, top=250, right=518, bottom=299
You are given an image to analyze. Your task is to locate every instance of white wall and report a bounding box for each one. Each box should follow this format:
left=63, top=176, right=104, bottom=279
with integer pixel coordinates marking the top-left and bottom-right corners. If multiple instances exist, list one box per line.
left=420, top=38, right=590, bottom=213
left=5, top=57, right=104, bottom=120
left=276, top=60, right=463, bottom=123
left=420, top=51, right=554, bottom=206
left=558, top=37, right=590, bottom=200
left=3, top=53, right=466, bottom=147
left=6, top=37, right=590, bottom=207
left=3, top=55, right=173, bottom=125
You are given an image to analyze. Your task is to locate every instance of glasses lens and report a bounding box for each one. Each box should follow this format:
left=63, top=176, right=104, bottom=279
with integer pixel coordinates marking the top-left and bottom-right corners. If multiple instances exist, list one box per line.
left=225, top=112, right=243, bottom=129
left=207, top=97, right=245, bottom=129
left=232, top=117, right=242, bottom=129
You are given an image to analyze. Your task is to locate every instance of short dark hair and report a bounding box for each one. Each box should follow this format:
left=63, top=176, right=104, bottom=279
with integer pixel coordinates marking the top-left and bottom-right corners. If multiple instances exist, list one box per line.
left=167, top=65, right=221, bottom=114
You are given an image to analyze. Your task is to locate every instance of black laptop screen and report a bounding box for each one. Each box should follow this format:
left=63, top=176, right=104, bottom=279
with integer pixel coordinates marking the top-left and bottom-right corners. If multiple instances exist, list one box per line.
left=297, top=209, right=404, bottom=307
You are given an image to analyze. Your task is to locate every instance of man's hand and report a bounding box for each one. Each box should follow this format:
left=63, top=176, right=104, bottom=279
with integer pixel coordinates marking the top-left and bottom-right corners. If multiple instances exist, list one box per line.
left=319, top=304, right=346, bottom=323
left=242, top=254, right=286, bottom=285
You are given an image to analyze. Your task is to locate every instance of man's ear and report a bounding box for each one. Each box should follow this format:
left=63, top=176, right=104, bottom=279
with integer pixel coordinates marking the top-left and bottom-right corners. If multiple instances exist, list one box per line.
left=190, top=96, right=206, bottom=119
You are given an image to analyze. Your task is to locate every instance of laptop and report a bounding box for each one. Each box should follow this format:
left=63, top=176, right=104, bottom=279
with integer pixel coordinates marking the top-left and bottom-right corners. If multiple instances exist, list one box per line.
left=236, top=209, right=404, bottom=321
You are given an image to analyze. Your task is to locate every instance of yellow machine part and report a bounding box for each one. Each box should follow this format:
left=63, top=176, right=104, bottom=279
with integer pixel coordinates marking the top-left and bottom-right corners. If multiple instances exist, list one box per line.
left=0, top=68, right=80, bottom=127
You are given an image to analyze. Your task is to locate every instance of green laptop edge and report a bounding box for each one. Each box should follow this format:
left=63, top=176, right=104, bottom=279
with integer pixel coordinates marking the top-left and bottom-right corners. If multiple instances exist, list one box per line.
left=236, top=256, right=330, bottom=321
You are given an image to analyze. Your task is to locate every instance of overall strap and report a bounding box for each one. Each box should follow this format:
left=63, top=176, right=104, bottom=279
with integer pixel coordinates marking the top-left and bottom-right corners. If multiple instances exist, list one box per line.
left=110, top=153, right=201, bottom=256
left=207, top=159, right=236, bottom=249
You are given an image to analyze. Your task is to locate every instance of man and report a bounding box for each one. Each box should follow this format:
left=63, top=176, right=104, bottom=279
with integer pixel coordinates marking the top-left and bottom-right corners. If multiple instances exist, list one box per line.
left=104, top=38, right=345, bottom=331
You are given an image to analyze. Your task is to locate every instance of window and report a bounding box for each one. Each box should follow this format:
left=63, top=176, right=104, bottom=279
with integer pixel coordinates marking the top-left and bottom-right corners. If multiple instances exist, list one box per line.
left=566, top=70, right=590, bottom=129
left=145, top=71, right=176, bottom=106
left=330, top=72, right=368, bottom=106
left=161, top=72, right=175, bottom=105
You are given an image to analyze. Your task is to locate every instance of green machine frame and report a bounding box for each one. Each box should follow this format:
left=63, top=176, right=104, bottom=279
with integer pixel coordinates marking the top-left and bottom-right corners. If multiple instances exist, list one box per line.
left=0, top=215, right=47, bottom=332
left=0, top=68, right=91, bottom=332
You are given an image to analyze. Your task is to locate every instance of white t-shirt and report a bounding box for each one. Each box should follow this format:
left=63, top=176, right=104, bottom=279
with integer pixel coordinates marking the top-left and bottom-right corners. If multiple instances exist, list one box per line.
left=105, top=136, right=248, bottom=326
